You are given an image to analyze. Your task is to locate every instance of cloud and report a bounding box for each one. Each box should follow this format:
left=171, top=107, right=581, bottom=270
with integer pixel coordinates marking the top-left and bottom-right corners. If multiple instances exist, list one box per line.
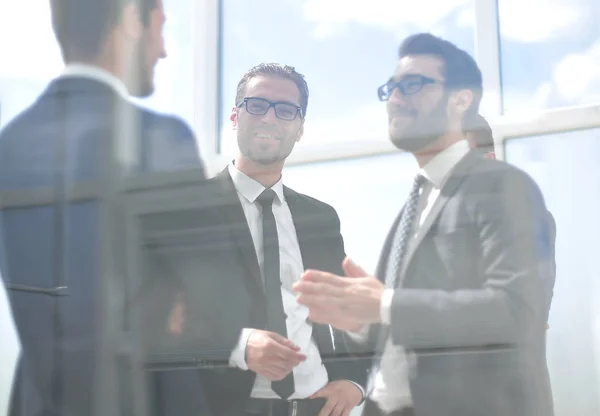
left=498, top=0, right=583, bottom=43
left=302, top=0, right=591, bottom=44
left=502, top=83, right=554, bottom=114
left=0, top=2, right=63, bottom=79
left=502, top=39, right=600, bottom=113
left=553, top=40, right=600, bottom=104
left=301, top=0, right=470, bottom=39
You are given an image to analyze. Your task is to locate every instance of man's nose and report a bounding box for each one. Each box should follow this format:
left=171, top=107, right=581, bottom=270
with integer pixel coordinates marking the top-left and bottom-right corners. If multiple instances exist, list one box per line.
left=259, top=107, right=278, bottom=123
left=388, top=87, right=407, bottom=106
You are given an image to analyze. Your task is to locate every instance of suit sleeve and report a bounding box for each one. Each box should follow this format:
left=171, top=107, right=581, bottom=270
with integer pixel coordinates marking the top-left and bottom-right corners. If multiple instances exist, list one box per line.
left=321, top=208, right=371, bottom=389
left=388, top=168, right=549, bottom=348
left=545, top=211, right=556, bottom=315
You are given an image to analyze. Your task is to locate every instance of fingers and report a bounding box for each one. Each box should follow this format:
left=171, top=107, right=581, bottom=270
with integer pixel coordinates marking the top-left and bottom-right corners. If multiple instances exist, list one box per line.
left=342, top=257, right=368, bottom=278
left=261, top=366, right=292, bottom=381
left=167, top=296, right=185, bottom=335
left=300, top=270, right=347, bottom=287
left=296, top=293, right=341, bottom=311
left=318, top=398, right=342, bottom=416
left=271, top=340, right=306, bottom=365
left=269, top=332, right=300, bottom=350
left=309, top=385, right=328, bottom=399
left=294, top=281, right=346, bottom=298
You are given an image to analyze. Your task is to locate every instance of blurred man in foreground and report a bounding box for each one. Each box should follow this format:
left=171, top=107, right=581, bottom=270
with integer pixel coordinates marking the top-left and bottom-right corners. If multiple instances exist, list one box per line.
left=0, top=1, right=204, bottom=414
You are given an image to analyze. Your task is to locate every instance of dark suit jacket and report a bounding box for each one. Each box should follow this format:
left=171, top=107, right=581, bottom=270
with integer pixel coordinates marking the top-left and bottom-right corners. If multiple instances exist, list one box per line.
left=353, top=150, right=553, bottom=416
left=545, top=211, right=556, bottom=314
left=144, top=168, right=369, bottom=416
left=0, top=76, right=204, bottom=416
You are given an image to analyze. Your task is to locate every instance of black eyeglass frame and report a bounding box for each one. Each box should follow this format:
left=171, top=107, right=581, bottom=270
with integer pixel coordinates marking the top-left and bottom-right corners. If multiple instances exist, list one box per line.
left=377, top=74, right=444, bottom=101
left=236, top=97, right=304, bottom=120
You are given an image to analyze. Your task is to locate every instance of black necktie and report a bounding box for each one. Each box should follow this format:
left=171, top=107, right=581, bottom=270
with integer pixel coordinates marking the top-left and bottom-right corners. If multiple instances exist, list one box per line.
left=257, top=189, right=295, bottom=399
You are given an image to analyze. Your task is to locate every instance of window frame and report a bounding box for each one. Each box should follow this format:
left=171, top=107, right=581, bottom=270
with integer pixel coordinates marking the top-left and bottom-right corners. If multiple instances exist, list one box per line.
left=197, top=0, right=600, bottom=174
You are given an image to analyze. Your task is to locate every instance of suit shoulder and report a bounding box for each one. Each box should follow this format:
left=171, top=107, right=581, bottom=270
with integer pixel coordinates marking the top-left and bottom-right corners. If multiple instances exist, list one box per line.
left=0, top=100, right=43, bottom=140
left=469, top=157, right=542, bottom=193
left=284, top=187, right=339, bottom=217
left=139, top=107, right=195, bottom=140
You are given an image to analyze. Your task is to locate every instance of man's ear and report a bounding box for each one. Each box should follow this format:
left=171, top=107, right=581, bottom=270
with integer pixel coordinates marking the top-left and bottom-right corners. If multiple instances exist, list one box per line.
left=230, top=107, right=237, bottom=129
left=484, top=151, right=496, bottom=160
left=296, top=119, right=305, bottom=142
left=121, top=2, right=143, bottom=41
left=451, top=89, right=474, bottom=116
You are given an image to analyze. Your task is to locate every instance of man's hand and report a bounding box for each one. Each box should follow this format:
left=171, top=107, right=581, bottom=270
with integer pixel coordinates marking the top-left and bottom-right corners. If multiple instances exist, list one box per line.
left=167, top=293, right=185, bottom=336
left=293, top=257, right=385, bottom=331
left=246, top=330, right=306, bottom=381
left=310, top=380, right=363, bottom=416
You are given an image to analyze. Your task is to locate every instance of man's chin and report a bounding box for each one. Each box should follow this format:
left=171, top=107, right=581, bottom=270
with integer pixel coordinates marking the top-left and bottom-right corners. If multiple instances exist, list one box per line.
left=127, top=77, right=155, bottom=98
left=130, top=84, right=154, bottom=98
left=389, top=135, right=425, bottom=152
left=253, top=156, right=282, bottom=166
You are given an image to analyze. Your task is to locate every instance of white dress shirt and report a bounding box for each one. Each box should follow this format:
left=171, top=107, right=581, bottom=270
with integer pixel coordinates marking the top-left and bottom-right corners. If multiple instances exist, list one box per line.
left=226, top=163, right=329, bottom=399
left=60, top=63, right=129, bottom=99
left=352, top=140, right=471, bottom=413
left=0, top=278, right=20, bottom=416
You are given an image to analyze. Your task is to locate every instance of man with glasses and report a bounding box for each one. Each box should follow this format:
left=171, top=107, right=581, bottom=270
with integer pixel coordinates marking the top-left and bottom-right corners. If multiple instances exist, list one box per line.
left=155, top=63, right=368, bottom=416
left=293, top=33, right=553, bottom=416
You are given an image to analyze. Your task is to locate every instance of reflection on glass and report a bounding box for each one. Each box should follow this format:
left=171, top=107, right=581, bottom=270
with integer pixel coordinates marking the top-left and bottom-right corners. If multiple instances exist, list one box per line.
left=285, top=151, right=416, bottom=273
left=505, top=128, right=600, bottom=416
left=498, top=0, right=600, bottom=113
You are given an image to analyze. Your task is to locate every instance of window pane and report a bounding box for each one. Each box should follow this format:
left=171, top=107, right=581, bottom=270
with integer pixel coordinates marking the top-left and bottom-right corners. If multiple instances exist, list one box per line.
left=134, top=0, right=196, bottom=125
left=220, top=0, right=475, bottom=156
left=0, top=1, right=195, bottom=129
left=499, top=0, right=600, bottom=113
left=0, top=2, right=63, bottom=126
left=285, top=152, right=417, bottom=273
left=505, top=129, right=600, bottom=416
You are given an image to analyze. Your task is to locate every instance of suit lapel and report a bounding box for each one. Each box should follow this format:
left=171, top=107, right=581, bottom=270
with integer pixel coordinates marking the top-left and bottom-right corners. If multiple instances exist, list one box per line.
left=215, top=169, right=264, bottom=293
left=399, top=150, right=481, bottom=278
left=284, top=187, right=335, bottom=351
left=374, top=209, right=404, bottom=281
left=283, top=187, right=311, bottom=270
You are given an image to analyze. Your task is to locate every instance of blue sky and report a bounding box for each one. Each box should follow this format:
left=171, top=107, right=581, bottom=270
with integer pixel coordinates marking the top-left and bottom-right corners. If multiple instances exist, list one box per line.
left=217, top=0, right=599, bottom=154
left=0, top=0, right=598, bottom=138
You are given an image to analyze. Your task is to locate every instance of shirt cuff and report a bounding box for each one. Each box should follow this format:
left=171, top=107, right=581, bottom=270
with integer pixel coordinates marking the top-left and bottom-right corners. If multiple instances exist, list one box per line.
left=228, top=328, right=254, bottom=370
left=380, top=289, right=394, bottom=325
left=348, top=380, right=366, bottom=404
left=346, top=324, right=370, bottom=342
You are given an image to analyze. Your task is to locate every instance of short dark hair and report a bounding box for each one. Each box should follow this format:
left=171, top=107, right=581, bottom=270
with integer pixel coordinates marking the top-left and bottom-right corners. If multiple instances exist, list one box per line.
left=398, top=33, right=483, bottom=126
left=50, top=0, right=157, bottom=62
left=469, top=114, right=495, bottom=152
left=235, top=63, right=309, bottom=118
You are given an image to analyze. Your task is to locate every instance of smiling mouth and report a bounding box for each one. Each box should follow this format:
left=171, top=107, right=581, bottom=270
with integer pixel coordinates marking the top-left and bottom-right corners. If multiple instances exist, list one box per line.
left=255, top=133, right=279, bottom=141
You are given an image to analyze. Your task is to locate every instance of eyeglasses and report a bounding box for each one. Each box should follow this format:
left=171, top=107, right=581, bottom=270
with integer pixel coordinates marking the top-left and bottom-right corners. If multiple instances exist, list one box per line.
left=377, top=74, right=443, bottom=101
left=237, top=97, right=303, bottom=121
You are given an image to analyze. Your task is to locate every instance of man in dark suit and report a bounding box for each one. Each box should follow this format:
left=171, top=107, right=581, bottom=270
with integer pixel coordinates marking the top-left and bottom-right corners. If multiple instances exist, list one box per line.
left=0, top=1, right=204, bottom=415
left=149, top=63, right=368, bottom=416
left=466, top=114, right=557, bottom=318
left=294, top=33, right=553, bottom=416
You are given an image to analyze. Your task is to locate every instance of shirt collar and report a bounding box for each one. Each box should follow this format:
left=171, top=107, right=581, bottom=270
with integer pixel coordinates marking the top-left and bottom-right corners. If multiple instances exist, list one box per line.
left=228, top=162, right=285, bottom=205
left=420, top=139, right=470, bottom=188
left=60, top=63, right=129, bottom=99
